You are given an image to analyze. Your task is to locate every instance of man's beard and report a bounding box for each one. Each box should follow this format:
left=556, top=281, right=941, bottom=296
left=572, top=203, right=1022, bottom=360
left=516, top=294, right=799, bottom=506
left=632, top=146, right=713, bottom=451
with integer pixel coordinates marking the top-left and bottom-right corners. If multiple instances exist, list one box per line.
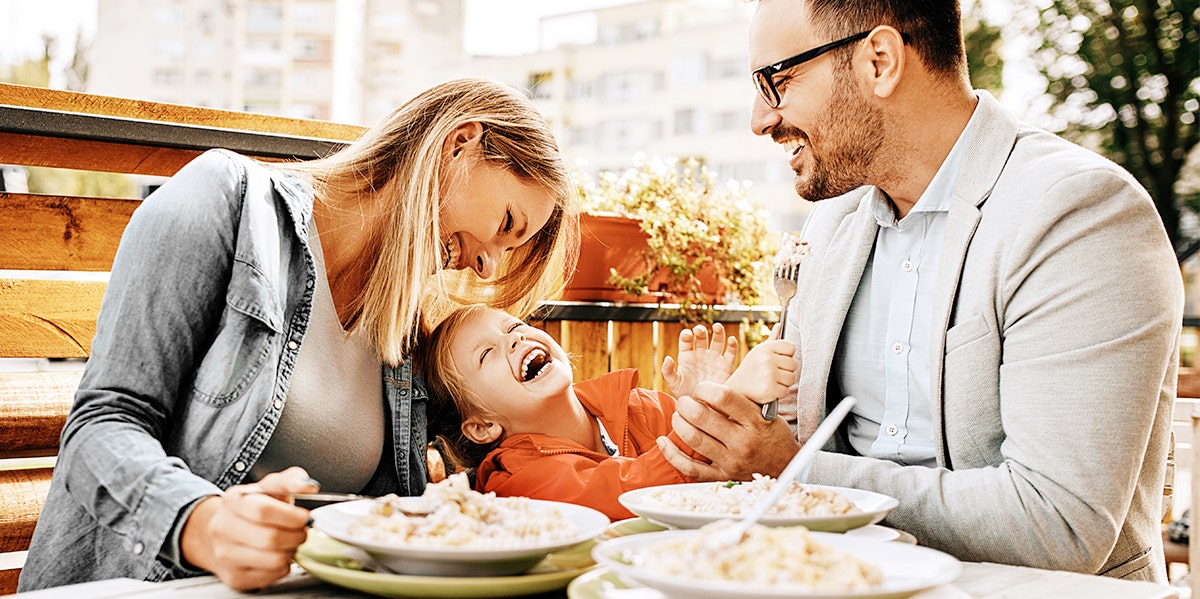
left=783, top=75, right=886, bottom=202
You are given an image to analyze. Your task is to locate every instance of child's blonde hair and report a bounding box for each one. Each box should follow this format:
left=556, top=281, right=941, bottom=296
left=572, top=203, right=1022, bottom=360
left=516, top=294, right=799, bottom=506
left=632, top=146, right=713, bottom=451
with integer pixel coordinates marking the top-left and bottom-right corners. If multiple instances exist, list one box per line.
left=420, top=304, right=506, bottom=474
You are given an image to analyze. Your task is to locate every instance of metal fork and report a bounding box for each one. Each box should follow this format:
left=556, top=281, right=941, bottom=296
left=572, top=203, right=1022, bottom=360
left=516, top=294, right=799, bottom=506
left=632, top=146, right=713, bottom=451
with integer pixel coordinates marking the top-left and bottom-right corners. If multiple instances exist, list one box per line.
left=762, top=262, right=799, bottom=420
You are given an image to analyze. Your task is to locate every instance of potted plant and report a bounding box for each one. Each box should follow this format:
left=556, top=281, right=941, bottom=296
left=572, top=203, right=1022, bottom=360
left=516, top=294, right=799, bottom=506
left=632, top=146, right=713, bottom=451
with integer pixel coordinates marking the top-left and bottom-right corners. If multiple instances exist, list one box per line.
left=565, top=154, right=775, bottom=321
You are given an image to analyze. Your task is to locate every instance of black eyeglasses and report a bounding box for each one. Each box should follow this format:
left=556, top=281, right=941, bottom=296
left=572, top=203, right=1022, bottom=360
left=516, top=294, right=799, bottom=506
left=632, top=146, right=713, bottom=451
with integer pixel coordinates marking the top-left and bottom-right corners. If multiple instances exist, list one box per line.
left=752, top=31, right=871, bottom=108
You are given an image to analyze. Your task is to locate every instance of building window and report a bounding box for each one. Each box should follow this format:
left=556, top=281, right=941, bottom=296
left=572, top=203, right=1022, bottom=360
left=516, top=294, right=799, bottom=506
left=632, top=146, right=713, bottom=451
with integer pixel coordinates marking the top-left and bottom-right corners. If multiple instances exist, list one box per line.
left=152, top=69, right=183, bottom=87
left=675, top=108, right=695, bottom=135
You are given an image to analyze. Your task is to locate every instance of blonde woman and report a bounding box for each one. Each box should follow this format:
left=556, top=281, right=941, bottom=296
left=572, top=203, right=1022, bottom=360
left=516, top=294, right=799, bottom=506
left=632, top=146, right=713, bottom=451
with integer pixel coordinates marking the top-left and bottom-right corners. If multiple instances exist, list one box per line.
left=20, top=78, right=578, bottom=592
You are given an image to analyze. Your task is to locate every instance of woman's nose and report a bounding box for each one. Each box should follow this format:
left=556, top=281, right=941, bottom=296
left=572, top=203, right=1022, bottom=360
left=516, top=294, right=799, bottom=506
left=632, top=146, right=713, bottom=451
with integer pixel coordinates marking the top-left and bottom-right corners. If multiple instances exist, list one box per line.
left=509, top=331, right=525, bottom=349
left=473, top=250, right=498, bottom=279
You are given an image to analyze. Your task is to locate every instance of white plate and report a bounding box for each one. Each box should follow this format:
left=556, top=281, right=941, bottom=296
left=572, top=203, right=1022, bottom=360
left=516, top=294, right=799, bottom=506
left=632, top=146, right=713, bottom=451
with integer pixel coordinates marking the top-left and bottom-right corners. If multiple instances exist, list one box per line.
left=618, top=483, right=898, bottom=532
left=592, top=530, right=961, bottom=599
left=311, top=498, right=609, bottom=577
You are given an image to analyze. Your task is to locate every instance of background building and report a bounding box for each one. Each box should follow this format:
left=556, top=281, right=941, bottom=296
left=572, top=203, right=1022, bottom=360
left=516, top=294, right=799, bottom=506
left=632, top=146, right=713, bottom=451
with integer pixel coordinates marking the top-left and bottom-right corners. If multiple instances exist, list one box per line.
left=464, top=0, right=805, bottom=230
left=85, top=0, right=804, bottom=229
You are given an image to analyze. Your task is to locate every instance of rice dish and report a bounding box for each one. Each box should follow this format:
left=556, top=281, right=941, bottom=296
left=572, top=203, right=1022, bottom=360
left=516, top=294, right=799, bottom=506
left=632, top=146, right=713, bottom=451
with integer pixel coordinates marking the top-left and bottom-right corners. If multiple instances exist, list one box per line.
left=773, top=233, right=811, bottom=268
left=346, top=473, right=579, bottom=548
left=644, top=474, right=859, bottom=517
left=629, top=520, right=882, bottom=589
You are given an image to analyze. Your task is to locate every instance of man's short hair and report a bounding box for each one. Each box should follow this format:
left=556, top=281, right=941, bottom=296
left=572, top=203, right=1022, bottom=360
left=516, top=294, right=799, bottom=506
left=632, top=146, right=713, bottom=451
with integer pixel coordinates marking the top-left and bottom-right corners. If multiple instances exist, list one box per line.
left=804, top=0, right=966, bottom=77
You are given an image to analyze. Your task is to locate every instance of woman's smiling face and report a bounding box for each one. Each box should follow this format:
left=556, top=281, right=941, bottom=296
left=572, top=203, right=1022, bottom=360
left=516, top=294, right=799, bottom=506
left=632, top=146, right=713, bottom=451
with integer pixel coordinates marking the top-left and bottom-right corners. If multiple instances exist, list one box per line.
left=437, top=125, right=555, bottom=279
left=448, top=307, right=574, bottom=436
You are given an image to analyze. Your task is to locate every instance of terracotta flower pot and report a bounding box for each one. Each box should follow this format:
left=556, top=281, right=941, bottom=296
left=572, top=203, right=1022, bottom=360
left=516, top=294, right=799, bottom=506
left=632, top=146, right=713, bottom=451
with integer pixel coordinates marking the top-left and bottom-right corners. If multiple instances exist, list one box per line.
left=562, top=213, right=725, bottom=304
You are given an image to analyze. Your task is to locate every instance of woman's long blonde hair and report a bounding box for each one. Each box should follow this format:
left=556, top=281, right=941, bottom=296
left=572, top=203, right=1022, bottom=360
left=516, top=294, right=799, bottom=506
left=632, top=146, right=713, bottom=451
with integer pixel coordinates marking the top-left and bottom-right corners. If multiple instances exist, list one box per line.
left=294, top=78, right=577, bottom=365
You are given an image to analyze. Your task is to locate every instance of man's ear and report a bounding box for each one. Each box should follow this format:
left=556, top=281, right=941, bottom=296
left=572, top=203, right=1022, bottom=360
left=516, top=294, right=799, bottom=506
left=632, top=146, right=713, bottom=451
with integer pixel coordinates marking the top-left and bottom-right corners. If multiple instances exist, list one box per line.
left=462, top=416, right=503, bottom=444
left=860, top=26, right=906, bottom=99
left=442, top=121, right=484, bottom=162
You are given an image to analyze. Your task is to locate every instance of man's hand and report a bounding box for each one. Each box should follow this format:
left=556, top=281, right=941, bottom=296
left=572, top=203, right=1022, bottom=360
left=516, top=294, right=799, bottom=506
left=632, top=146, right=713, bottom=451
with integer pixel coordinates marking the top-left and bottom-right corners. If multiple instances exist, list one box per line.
left=725, top=339, right=797, bottom=405
left=658, top=381, right=800, bottom=481
left=661, top=323, right=739, bottom=398
left=181, top=466, right=317, bottom=591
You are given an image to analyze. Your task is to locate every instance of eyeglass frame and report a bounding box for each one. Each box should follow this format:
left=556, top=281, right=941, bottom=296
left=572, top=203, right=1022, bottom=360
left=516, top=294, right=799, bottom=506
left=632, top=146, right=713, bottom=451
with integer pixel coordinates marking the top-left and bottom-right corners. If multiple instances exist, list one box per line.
left=752, top=30, right=871, bottom=108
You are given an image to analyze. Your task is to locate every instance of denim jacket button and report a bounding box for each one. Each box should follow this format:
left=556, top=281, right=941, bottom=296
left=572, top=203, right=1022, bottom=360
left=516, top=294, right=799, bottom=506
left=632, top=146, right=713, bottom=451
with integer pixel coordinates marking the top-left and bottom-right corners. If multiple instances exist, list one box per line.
left=133, top=542, right=144, bottom=555
left=287, top=340, right=299, bottom=351
left=234, top=461, right=246, bottom=472
left=274, top=399, right=283, bottom=410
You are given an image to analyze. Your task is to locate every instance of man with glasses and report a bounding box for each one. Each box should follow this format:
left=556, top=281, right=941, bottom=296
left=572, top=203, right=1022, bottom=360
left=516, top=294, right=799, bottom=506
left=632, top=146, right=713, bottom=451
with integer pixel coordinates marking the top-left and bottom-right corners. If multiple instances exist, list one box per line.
left=659, top=0, right=1181, bottom=583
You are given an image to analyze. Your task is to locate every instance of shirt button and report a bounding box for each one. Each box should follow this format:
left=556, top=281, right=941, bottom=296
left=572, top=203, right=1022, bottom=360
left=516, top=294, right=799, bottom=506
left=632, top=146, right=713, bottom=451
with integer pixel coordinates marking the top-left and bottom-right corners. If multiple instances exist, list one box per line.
left=891, top=342, right=903, bottom=354
left=901, top=259, right=913, bottom=272
left=287, top=340, right=299, bottom=350
left=885, top=424, right=898, bottom=436
left=234, top=461, right=246, bottom=472
left=133, top=542, right=144, bottom=555
left=273, top=399, right=283, bottom=410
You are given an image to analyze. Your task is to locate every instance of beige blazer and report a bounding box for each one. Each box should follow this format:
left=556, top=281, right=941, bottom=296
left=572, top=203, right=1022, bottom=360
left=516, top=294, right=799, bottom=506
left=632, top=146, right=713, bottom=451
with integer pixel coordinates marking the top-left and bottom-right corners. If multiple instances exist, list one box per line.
left=788, top=92, right=1182, bottom=582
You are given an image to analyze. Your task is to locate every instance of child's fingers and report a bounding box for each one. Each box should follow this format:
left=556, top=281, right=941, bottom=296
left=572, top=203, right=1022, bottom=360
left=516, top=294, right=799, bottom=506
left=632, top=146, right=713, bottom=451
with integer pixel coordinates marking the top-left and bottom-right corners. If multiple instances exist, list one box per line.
left=723, top=336, right=739, bottom=361
left=661, top=355, right=677, bottom=380
left=692, top=324, right=710, bottom=350
left=768, top=322, right=782, bottom=340
left=677, top=328, right=695, bottom=353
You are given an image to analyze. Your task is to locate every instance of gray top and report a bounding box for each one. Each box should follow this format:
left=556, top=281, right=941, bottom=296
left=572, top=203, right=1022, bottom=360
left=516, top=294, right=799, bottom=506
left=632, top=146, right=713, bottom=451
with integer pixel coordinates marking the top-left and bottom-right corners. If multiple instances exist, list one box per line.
left=251, top=223, right=383, bottom=492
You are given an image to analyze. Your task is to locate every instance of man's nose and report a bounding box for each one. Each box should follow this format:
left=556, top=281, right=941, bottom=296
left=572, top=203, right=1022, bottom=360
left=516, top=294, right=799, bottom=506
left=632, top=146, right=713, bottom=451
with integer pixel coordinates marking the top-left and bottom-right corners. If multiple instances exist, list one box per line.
left=750, top=93, right=780, bottom=136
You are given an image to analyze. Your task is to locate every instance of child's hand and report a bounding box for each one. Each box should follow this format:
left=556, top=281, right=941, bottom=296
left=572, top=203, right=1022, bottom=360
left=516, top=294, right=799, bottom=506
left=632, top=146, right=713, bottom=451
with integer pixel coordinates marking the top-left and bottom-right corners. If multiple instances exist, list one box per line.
left=661, top=323, right=739, bottom=398
left=725, top=337, right=798, bottom=405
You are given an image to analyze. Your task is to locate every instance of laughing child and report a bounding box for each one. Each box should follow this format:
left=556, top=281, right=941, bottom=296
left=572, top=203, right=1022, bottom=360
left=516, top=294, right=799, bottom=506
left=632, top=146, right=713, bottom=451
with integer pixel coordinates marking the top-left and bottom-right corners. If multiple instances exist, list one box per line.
left=419, top=304, right=796, bottom=519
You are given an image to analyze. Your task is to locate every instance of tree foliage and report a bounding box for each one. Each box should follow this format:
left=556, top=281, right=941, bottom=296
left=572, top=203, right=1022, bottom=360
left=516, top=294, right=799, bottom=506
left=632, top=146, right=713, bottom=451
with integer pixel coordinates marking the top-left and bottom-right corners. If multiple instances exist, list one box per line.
left=1018, top=0, right=1200, bottom=250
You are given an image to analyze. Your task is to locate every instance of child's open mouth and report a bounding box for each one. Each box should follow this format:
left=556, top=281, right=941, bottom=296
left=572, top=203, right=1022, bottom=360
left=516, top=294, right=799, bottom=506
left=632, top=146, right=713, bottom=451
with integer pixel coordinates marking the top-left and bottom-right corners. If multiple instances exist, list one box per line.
left=520, top=348, right=551, bottom=382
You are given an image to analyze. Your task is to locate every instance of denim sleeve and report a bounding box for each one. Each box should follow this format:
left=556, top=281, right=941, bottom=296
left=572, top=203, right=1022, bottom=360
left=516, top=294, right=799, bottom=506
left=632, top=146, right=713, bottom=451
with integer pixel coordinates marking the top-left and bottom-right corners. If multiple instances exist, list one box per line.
left=55, top=150, right=245, bottom=575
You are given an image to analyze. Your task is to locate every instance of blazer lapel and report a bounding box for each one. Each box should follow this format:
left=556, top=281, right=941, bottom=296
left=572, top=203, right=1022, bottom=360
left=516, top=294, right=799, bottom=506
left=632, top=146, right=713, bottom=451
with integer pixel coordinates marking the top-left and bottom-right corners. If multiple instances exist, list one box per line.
left=797, top=195, right=879, bottom=435
left=928, top=91, right=1020, bottom=465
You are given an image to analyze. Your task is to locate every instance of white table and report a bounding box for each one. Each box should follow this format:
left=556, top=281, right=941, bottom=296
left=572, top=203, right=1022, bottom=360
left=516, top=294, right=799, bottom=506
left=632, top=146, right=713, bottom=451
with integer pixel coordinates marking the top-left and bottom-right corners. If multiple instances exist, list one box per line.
left=15, top=562, right=1180, bottom=599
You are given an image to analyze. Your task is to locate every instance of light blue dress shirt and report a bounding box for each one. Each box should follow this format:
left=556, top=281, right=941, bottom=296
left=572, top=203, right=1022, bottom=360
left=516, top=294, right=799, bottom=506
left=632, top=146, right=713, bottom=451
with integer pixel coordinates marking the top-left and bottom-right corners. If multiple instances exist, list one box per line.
left=835, top=106, right=981, bottom=467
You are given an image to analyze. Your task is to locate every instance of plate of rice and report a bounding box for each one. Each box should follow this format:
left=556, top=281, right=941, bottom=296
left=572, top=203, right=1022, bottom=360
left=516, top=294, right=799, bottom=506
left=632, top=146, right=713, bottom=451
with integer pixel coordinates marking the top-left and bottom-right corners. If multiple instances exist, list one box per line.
left=311, top=473, right=609, bottom=577
left=618, top=476, right=897, bottom=532
left=592, top=522, right=960, bottom=599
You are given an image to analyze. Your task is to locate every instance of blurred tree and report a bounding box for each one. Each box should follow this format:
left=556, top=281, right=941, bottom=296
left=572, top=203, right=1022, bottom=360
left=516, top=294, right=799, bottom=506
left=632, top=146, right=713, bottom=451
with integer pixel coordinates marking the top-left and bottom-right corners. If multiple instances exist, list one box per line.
left=1, top=33, right=134, bottom=199
left=963, top=1, right=1005, bottom=94
left=1017, top=0, right=1199, bottom=250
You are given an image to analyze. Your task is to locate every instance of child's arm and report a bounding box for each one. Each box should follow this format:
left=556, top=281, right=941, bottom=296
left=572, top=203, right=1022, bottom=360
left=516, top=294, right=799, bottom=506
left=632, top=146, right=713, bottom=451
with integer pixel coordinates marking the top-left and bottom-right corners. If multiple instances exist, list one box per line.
left=660, top=323, right=738, bottom=398
left=725, top=337, right=798, bottom=406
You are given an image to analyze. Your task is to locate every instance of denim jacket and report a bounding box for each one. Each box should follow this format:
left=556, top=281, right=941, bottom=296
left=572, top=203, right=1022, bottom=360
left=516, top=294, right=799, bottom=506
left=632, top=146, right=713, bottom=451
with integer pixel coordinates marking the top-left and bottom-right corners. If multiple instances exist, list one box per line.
left=19, top=150, right=429, bottom=591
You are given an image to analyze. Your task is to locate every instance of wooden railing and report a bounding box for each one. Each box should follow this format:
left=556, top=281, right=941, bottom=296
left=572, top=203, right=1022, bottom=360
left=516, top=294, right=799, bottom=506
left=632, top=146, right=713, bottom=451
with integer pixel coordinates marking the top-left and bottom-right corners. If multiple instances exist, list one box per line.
left=532, top=302, right=774, bottom=392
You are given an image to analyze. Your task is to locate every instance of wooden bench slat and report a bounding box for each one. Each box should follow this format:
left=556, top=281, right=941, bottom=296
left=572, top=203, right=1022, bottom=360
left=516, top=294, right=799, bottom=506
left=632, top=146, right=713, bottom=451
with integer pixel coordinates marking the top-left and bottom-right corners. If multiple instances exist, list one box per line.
left=0, top=279, right=104, bottom=358
left=0, top=468, right=53, bottom=554
left=0, top=132, right=202, bottom=177
left=0, top=194, right=135, bottom=271
left=0, top=372, right=78, bottom=459
left=0, top=83, right=365, bottom=140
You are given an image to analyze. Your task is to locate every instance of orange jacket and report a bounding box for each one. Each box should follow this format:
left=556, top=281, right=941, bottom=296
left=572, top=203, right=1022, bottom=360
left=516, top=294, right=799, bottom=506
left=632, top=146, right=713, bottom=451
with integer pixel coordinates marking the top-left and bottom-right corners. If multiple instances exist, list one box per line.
left=475, top=369, right=701, bottom=520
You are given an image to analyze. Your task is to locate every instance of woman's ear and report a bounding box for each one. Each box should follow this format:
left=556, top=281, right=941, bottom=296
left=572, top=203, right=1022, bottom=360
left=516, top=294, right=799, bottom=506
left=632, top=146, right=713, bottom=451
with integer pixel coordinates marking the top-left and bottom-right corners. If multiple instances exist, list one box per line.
left=462, top=416, right=503, bottom=444
left=442, top=121, right=484, bottom=162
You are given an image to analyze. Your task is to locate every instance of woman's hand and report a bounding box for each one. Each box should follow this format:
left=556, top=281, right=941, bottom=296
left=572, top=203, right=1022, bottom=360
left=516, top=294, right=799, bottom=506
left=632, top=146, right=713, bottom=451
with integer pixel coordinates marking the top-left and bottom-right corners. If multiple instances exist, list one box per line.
left=181, top=466, right=318, bottom=590
left=661, top=323, right=739, bottom=398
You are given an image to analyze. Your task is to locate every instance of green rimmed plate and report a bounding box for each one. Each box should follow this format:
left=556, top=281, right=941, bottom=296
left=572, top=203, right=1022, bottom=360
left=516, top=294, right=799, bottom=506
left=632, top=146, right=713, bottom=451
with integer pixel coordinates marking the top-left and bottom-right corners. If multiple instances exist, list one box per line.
left=296, top=530, right=596, bottom=598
